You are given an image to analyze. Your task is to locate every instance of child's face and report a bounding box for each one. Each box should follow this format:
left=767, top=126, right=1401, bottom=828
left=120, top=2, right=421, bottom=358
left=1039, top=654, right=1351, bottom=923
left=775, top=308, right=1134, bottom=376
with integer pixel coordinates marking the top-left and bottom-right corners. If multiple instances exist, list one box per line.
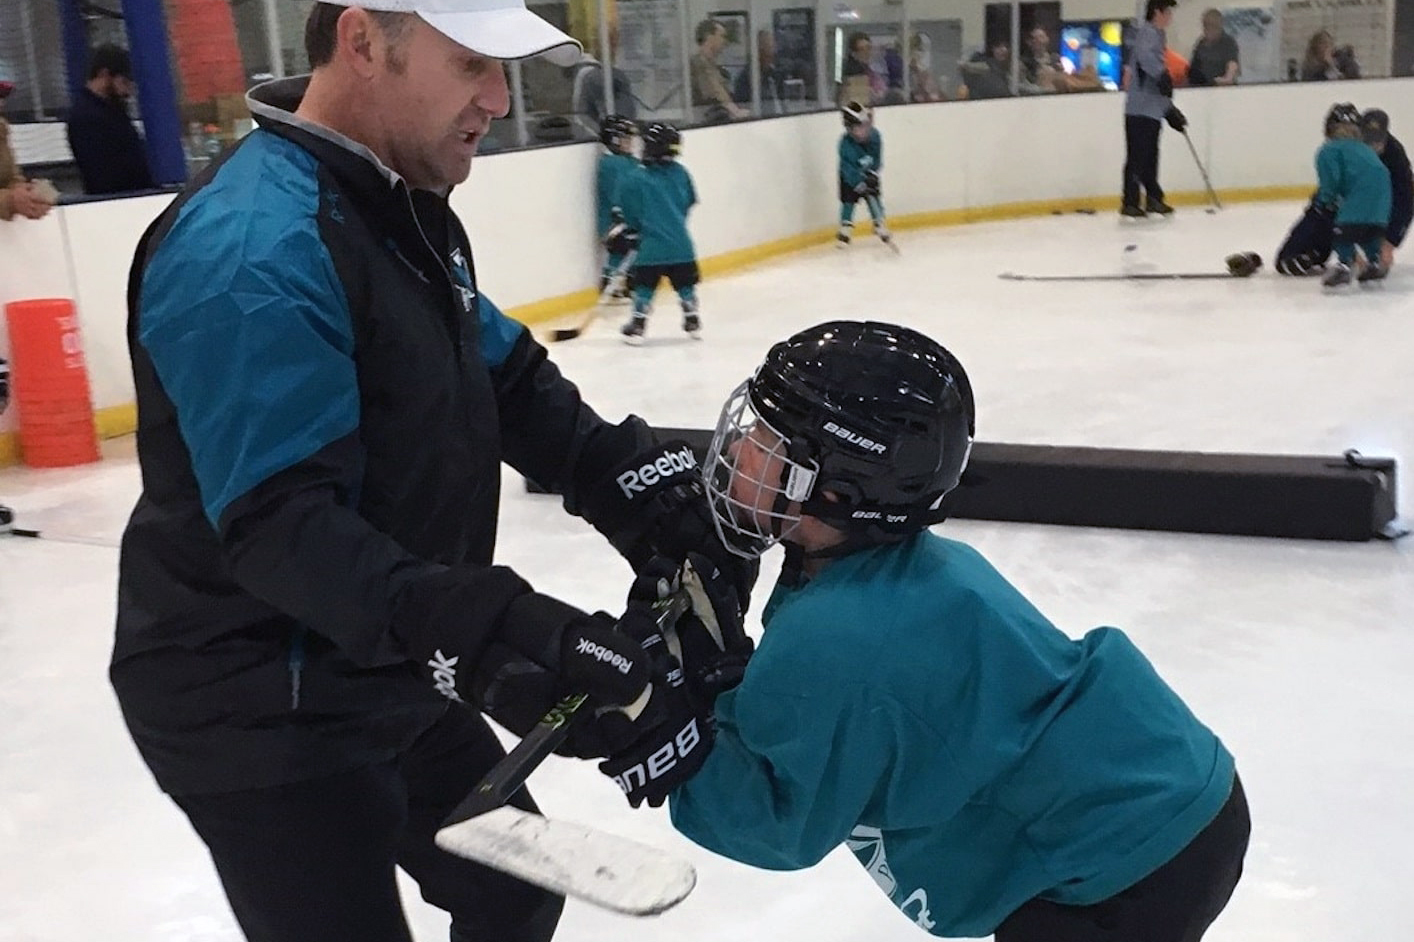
left=849, top=122, right=871, bottom=142
left=727, top=424, right=795, bottom=530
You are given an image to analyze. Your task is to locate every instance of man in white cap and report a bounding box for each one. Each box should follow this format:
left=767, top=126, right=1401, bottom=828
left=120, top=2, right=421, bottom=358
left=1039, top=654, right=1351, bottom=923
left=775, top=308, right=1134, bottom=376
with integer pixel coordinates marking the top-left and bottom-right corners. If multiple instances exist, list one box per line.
left=112, top=4, right=754, bottom=940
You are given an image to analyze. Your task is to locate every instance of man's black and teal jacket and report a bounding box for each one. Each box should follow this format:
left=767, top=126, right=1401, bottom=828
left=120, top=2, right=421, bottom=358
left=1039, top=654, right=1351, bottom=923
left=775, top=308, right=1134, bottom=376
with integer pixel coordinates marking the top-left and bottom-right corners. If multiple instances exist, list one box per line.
left=112, top=78, right=649, bottom=795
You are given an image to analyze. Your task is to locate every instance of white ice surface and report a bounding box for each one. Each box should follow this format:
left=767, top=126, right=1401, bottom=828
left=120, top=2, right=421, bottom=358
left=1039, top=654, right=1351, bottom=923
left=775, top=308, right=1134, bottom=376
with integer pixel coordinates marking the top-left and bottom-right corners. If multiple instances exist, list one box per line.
left=2, top=201, right=1410, bottom=941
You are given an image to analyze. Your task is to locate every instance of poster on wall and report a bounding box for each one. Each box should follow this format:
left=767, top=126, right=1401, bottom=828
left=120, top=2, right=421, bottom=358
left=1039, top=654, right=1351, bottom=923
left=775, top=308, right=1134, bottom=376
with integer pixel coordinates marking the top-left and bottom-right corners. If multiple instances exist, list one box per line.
left=1277, top=0, right=1390, bottom=80
left=1224, top=6, right=1280, bottom=83
left=772, top=7, right=817, bottom=104
left=618, top=0, right=688, bottom=118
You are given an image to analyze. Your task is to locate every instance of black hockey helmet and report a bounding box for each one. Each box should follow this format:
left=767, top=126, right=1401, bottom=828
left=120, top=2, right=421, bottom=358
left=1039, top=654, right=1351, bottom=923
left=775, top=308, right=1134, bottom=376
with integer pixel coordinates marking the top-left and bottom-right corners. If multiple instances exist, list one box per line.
left=841, top=100, right=871, bottom=128
left=640, top=122, right=682, bottom=163
left=598, top=114, right=637, bottom=152
left=704, top=321, right=975, bottom=558
left=1324, top=102, right=1361, bottom=137
left=1361, top=108, right=1390, bottom=146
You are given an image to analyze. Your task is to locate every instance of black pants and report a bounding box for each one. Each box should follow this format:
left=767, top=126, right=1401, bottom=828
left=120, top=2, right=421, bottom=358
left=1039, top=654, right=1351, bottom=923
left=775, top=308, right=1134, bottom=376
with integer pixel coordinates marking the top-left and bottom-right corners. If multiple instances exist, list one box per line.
left=1276, top=202, right=1336, bottom=274
left=174, top=707, right=563, bottom=942
left=1123, top=115, right=1164, bottom=208
left=996, top=773, right=1250, bottom=942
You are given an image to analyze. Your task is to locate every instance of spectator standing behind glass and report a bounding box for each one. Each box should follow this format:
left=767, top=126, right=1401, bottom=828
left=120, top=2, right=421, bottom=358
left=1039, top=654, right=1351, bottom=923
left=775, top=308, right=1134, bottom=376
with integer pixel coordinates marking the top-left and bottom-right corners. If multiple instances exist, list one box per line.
left=1300, top=31, right=1359, bottom=81
left=733, top=30, right=786, bottom=116
left=569, top=0, right=635, bottom=137
left=1121, top=0, right=1181, bottom=218
left=908, top=33, right=945, bottom=102
left=1020, top=28, right=1063, bottom=94
left=1187, top=10, right=1240, bottom=86
left=691, top=19, right=747, bottom=124
left=0, top=80, right=55, bottom=221
left=959, top=39, right=1014, bottom=100
left=65, top=45, right=156, bottom=196
left=838, top=32, right=876, bottom=106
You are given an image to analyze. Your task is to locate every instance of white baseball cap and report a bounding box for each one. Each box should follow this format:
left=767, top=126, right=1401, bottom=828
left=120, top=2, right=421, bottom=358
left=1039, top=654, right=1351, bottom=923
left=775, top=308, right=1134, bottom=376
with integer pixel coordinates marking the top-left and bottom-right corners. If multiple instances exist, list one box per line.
left=324, top=0, right=582, bottom=67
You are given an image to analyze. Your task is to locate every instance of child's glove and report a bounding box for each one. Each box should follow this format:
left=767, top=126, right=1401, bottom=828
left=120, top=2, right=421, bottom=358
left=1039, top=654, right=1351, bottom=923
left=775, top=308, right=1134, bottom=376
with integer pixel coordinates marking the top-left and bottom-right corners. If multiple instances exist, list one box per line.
left=597, top=595, right=716, bottom=807
left=1164, top=106, right=1187, bottom=133
left=603, top=220, right=640, bottom=256
left=862, top=169, right=881, bottom=196
left=632, top=553, right=753, bottom=704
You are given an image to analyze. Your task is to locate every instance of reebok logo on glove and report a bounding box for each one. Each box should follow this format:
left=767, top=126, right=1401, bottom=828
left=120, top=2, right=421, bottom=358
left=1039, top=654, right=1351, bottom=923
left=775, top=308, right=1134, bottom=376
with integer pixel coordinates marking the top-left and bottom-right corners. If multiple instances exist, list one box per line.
left=575, top=637, right=636, bottom=675
left=428, top=650, right=464, bottom=702
left=616, top=445, right=697, bottom=499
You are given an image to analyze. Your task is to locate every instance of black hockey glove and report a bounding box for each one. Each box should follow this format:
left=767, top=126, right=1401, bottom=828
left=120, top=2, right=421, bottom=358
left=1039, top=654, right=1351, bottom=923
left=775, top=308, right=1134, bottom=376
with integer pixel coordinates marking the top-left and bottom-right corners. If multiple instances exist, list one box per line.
left=597, top=596, right=715, bottom=808
left=1157, top=69, right=1174, bottom=98
left=862, top=169, right=881, bottom=197
left=0, top=357, right=9, bottom=415
left=1164, top=106, right=1187, bottom=133
left=578, top=440, right=759, bottom=616
left=1308, top=199, right=1336, bottom=221
left=603, top=219, right=640, bottom=256
left=631, top=554, right=753, bottom=704
left=467, top=593, right=656, bottom=757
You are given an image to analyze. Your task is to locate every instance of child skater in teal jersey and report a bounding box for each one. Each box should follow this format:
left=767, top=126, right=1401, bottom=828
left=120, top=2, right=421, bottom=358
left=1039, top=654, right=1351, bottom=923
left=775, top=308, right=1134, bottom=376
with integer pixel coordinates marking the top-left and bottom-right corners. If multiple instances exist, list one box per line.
left=605, top=321, right=1250, bottom=942
left=614, top=122, right=701, bottom=344
left=1316, top=103, right=1393, bottom=288
left=837, top=102, right=893, bottom=249
left=596, top=114, right=639, bottom=301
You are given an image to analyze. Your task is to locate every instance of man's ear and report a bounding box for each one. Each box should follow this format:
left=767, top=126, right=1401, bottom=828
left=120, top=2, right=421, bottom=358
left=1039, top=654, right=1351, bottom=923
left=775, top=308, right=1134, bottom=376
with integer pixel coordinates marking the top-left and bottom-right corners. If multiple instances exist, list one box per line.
left=336, top=7, right=379, bottom=77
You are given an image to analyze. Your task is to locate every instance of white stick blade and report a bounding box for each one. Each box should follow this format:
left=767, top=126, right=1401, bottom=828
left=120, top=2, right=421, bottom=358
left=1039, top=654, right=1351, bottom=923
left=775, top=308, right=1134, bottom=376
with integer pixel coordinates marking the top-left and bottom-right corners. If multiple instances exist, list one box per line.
left=435, top=807, right=696, bottom=916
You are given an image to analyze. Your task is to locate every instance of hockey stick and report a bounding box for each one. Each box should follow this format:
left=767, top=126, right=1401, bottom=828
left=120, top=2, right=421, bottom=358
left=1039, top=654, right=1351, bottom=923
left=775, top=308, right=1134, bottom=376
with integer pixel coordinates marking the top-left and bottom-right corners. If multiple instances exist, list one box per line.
left=549, top=249, right=638, bottom=343
left=436, top=592, right=695, bottom=915
left=1180, top=129, right=1222, bottom=212
left=864, top=195, right=900, bottom=254
left=999, top=270, right=1246, bottom=282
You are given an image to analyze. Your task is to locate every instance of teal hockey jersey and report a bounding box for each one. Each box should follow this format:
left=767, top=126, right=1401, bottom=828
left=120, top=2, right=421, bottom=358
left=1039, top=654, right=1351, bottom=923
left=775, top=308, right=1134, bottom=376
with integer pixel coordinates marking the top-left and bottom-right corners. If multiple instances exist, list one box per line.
left=596, top=151, right=639, bottom=236
left=1316, top=138, right=1393, bottom=226
left=671, top=532, right=1235, bottom=937
left=839, top=127, right=883, bottom=188
left=615, top=161, right=698, bottom=266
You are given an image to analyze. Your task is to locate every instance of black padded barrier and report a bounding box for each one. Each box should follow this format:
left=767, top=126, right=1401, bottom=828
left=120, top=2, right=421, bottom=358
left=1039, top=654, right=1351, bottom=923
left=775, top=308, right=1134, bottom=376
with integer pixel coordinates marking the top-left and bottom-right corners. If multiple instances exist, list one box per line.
left=528, top=429, right=1402, bottom=543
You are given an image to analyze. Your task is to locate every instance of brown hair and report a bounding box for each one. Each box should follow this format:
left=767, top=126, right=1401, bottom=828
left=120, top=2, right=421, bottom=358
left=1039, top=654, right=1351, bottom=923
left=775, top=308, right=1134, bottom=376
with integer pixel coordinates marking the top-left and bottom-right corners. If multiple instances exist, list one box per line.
left=305, top=3, right=413, bottom=69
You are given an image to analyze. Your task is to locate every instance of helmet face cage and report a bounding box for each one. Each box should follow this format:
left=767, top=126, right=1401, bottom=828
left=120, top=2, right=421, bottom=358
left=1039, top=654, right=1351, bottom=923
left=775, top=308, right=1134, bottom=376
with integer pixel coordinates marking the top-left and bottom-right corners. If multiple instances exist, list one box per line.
left=704, top=380, right=819, bottom=559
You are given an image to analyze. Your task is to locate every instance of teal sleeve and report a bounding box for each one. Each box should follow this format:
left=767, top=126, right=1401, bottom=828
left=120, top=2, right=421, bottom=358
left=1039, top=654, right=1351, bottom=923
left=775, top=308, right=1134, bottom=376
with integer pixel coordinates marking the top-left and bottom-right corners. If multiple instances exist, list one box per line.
left=670, top=670, right=965, bottom=871
left=138, top=147, right=359, bottom=527
left=838, top=137, right=859, bottom=186
left=1315, top=147, right=1342, bottom=208
left=873, top=130, right=883, bottom=172
left=596, top=159, right=614, bottom=235
left=670, top=684, right=886, bottom=869
left=617, top=172, right=642, bottom=230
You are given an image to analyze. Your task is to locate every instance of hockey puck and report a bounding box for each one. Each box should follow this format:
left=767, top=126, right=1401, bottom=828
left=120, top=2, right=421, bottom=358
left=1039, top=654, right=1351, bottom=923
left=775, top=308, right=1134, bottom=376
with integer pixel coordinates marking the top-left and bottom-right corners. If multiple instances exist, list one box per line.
left=1124, top=244, right=1138, bottom=252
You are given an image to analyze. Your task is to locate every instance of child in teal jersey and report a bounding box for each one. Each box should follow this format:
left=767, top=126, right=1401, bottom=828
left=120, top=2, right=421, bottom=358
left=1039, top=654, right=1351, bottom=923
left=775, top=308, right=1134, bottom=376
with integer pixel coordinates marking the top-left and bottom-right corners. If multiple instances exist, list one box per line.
left=1316, top=103, right=1393, bottom=287
left=617, top=321, right=1249, bottom=942
left=596, top=114, right=639, bottom=300
left=614, top=121, right=701, bottom=344
left=837, top=102, right=893, bottom=248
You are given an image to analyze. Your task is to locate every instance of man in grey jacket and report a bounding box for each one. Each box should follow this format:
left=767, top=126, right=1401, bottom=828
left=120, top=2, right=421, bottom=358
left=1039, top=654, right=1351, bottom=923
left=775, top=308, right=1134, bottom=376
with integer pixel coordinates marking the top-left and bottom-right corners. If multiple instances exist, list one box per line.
left=1122, top=0, right=1183, bottom=217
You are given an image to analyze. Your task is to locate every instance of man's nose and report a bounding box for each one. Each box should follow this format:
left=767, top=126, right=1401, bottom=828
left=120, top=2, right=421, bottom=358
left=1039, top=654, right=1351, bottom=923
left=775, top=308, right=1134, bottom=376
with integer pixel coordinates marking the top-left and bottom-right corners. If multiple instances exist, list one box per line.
left=481, top=63, right=511, bottom=119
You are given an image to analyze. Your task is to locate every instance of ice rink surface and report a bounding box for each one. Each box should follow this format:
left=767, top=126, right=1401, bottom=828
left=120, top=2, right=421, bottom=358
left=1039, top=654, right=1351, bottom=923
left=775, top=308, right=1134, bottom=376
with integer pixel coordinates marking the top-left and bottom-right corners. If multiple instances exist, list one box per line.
left=2, top=201, right=1411, bottom=941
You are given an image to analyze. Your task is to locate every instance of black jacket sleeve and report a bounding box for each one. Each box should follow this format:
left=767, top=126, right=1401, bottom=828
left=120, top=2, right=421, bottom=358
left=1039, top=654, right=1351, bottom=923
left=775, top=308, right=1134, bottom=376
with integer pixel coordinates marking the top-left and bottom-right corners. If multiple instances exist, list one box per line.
left=491, top=328, right=654, bottom=515
left=217, top=434, right=535, bottom=669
